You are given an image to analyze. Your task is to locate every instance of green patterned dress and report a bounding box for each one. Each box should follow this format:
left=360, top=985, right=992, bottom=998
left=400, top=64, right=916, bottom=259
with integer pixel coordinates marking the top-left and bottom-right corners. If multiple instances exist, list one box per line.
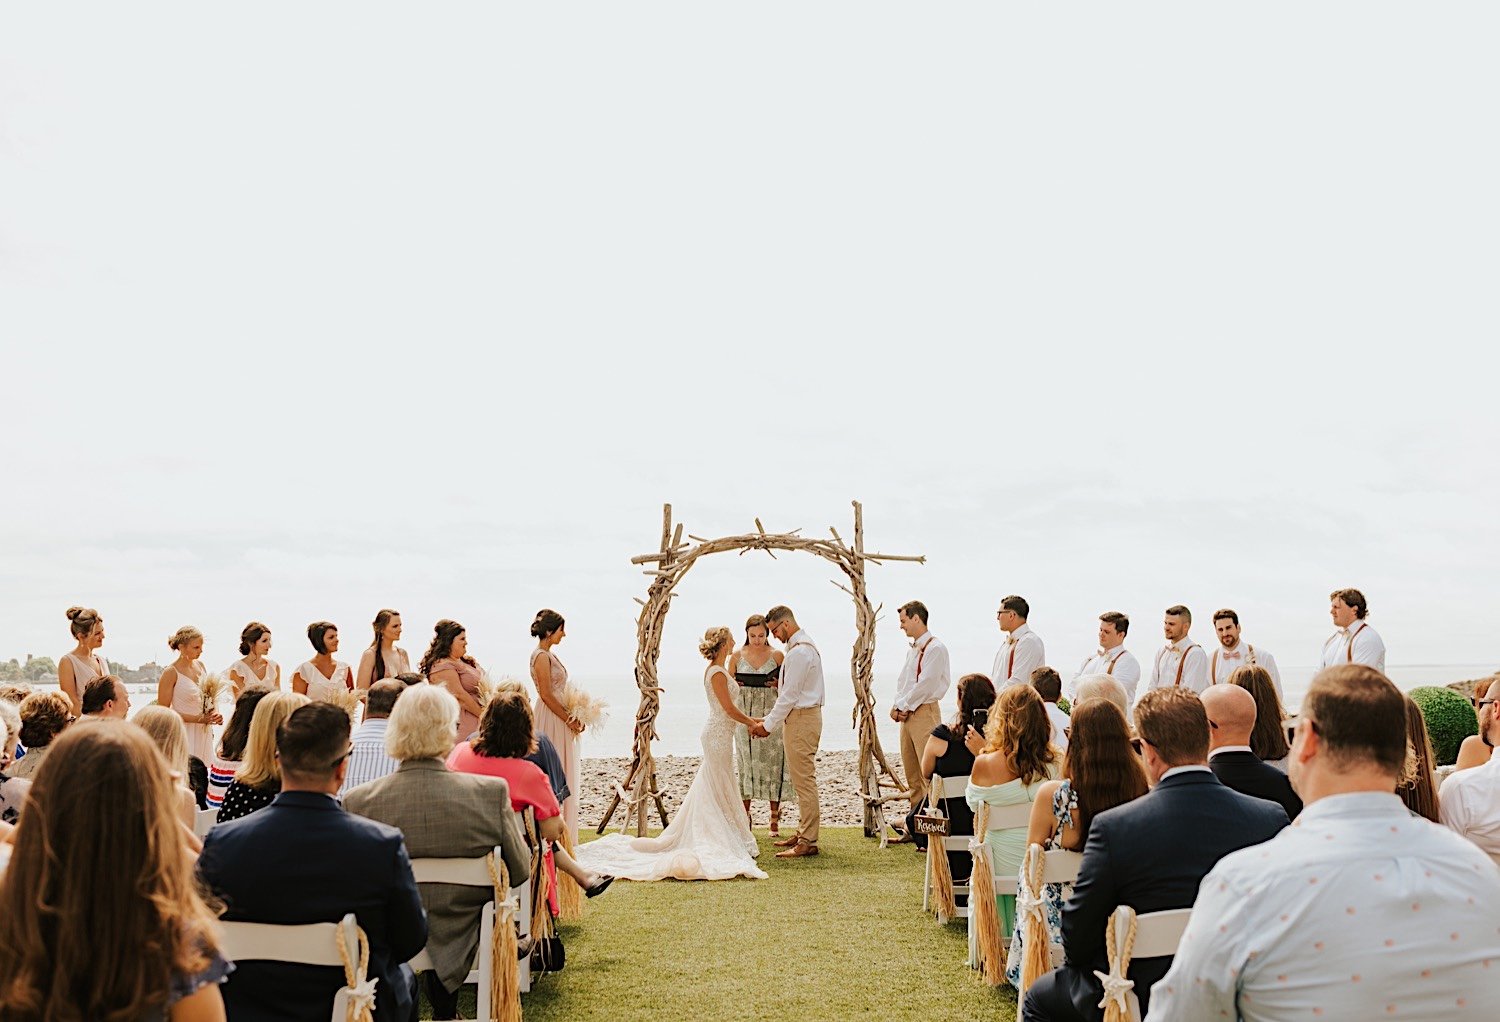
left=733, top=654, right=793, bottom=802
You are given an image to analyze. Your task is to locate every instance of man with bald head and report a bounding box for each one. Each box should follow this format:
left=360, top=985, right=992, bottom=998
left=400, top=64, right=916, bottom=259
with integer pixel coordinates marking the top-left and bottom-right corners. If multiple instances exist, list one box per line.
left=1203, top=684, right=1302, bottom=819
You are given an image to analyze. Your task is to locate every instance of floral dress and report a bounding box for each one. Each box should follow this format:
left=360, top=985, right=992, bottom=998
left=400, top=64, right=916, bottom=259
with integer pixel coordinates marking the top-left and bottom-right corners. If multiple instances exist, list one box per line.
left=1005, top=780, right=1076, bottom=989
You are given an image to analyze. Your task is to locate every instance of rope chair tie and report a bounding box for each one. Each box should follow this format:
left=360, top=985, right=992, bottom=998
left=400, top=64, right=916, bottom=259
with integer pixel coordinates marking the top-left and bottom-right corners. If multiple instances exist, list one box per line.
left=334, top=921, right=377, bottom=1022
left=1096, top=907, right=1139, bottom=1022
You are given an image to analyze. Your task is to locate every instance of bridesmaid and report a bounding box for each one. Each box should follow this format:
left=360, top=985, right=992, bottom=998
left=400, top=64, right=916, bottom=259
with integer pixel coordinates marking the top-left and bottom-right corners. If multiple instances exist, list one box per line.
left=57, top=606, right=107, bottom=717
left=422, top=619, right=484, bottom=740
left=356, top=608, right=411, bottom=691
left=733, top=614, right=790, bottom=836
left=227, top=622, right=280, bottom=696
left=530, top=608, right=581, bottom=840
left=292, top=621, right=354, bottom=703
left=157, top=625, right=221, bottom=764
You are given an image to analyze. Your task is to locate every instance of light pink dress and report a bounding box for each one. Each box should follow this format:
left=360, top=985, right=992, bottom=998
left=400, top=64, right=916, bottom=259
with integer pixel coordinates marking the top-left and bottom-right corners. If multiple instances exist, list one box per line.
left=62, top=652, right=107, bottom=710
left=431, top=657, right=483, bottom=741
left=532, top=648, right=579, bottom=839
left=169, top=661, right=216, bottom=764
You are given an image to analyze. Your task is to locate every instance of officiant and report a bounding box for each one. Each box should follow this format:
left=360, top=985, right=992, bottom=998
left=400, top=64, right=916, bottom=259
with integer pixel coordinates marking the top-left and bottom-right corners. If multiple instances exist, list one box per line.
left=733, top=615, right=792, bottom=837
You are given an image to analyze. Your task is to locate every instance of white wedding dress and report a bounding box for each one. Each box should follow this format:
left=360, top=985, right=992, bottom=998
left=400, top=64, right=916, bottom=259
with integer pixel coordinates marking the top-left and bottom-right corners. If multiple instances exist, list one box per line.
left=577, top=664, right=767, bottom=881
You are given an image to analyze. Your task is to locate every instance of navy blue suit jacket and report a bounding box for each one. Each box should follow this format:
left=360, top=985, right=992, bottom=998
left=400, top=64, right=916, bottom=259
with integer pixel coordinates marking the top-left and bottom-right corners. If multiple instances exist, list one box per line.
left=1058, top=769, right=1289, bottom=1016
left=1209, top=749, right=1303, bottom=820
left=198, top=791, right=428, bottom=1022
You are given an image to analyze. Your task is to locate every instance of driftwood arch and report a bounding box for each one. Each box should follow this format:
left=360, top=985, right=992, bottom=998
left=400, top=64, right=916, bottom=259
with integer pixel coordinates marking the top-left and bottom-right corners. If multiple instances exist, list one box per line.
left=596, top=501, right=925, bottom=838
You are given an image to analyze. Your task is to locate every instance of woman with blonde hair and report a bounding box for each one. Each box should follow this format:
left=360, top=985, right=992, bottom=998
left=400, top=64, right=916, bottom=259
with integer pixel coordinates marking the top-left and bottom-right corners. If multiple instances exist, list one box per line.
left=965, top=683, right=1060, bottom=934
left=133, top=705, right=199, bottom=828
left=157, top=626, right=221, bottom=764
left=217, top=690, right=310, bottom=823
left=0, top=723, right=229, bottom=1020
left=57, top=605, right=107, bottom=717
left=11, top=691, right=72, bottom=781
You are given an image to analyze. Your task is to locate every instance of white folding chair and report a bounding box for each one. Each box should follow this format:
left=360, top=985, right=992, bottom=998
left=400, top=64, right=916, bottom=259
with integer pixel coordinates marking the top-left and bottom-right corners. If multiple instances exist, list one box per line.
left=972, top=840, right=1080, bottom=966
left=1129, top=907, right=1192, bottom=960
left=219, top=912, right=374, bottom=1021
left=193, top=808, right=219, bottom=837
left=1094, top=906, right=1193, bottom=1021
left=963, top=802, right=1042, bottom=967
left=407, top=845, right=533, bottom=1020
left=921, top=774, right=973, bottom=916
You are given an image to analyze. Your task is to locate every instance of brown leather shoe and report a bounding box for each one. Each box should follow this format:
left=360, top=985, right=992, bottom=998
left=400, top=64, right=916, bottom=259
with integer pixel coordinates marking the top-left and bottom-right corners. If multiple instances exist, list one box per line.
left=775, top=842, right=819, bottom=859
left=772, top=835, right=800, bottom=848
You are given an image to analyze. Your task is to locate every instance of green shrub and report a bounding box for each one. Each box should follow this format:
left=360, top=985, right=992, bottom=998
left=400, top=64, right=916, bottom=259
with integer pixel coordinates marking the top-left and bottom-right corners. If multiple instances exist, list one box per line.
left=1409, top=686, right=1477, bottom=766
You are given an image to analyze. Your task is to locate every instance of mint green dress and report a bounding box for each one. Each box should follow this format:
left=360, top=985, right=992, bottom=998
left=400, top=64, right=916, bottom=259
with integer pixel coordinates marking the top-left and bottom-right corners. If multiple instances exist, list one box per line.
left=733, top=654, right=792, bottom=801
left=967, top=774, right=1055, bottom=935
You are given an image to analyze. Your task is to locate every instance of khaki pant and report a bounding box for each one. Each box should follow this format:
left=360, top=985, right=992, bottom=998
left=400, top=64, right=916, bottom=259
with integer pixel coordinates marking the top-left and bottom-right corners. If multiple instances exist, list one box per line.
left=900, top=701, right=942, bottom=808
left=782, top=705, right=823, bottom=845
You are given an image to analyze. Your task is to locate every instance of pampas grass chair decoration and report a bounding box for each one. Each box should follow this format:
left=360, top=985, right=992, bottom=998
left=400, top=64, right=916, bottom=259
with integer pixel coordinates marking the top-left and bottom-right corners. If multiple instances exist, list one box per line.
left=486, top=853, right=523, bottom=1022
left=556, top=827, right=583, bottom=922
left=924, top=778, right=956, bottom=923
left=969, top=802, right=1006, bottom=986
left=1016, top=843, right=1053, bottom=992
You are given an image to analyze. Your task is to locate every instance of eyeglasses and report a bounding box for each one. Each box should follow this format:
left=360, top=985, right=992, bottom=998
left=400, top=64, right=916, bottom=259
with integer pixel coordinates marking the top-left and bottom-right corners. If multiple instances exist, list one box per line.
left=1479, top=699, right=1498, bottom=710
left=330, top=744, right=354, bottom=767
left=1207, top=719, right=1219, bottom=730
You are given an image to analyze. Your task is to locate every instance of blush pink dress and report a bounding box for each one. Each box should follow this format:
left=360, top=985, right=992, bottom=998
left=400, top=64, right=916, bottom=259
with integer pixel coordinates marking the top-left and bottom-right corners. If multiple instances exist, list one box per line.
left=531, top=648, right=579, bottom=840
left=431, top=657, right=483, bottom=741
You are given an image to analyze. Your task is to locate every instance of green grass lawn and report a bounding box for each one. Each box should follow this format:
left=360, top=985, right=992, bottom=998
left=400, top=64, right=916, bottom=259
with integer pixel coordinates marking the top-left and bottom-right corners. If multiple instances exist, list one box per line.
left=425, top=828, right=1018, bottom=1021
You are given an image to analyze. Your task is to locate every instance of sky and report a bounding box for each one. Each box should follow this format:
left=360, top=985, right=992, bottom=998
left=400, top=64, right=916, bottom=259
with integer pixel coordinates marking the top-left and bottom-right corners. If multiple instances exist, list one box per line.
left=3, top=6, right=1498, bottom=728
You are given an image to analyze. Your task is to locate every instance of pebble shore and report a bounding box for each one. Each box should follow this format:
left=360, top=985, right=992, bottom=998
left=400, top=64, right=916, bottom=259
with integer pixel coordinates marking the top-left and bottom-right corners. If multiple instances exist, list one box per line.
left=579, top=749, right=908, bottom=829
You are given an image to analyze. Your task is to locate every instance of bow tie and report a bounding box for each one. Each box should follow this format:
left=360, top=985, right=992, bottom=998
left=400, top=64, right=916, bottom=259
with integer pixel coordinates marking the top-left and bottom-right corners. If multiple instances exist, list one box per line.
left=1096, top=649, right=1109, bottom=658
left=1006, top=636, right=1018, bottom=645
left=1222, top=650, right=1242, bottom=661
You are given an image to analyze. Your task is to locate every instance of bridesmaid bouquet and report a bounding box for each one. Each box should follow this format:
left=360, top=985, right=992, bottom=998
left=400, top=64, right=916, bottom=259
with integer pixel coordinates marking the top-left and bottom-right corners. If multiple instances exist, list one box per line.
left=562, top=684, right=608, bottom=729
left=477, top=670, right=526, bottom=708
left=326, top=685, right=362, bottom=722
left=197, top=672, right=225, bottom=720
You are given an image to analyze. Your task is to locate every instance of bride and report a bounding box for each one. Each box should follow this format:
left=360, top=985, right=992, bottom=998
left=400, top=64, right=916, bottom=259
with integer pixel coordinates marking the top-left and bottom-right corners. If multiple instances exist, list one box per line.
left=577, top=626, right=768, bottom=881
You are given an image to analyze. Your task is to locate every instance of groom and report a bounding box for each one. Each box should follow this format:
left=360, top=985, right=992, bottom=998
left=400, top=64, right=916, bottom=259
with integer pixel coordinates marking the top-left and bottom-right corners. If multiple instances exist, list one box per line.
left=749, top=605, right=824, bottom=858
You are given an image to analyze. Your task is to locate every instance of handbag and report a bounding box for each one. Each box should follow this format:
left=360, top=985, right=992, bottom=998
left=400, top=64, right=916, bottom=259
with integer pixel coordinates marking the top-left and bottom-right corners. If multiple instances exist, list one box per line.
left=529, top=864, right=567, bottom=974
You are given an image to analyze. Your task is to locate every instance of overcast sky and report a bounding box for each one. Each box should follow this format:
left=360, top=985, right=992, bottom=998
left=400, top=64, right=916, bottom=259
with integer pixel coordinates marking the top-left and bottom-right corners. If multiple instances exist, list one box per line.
left=3, top=7, right=1497, bottom=712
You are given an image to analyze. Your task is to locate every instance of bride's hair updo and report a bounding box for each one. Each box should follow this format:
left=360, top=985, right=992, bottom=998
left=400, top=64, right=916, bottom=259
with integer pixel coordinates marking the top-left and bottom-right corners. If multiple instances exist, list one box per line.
left=699, top=626, right=732, bottom=660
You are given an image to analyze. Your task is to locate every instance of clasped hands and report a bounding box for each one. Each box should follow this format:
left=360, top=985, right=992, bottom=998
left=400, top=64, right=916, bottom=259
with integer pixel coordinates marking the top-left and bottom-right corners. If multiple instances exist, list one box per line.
left=889, top=707, right=912, bottom=723
left=747, top=718, right=770, bottom=739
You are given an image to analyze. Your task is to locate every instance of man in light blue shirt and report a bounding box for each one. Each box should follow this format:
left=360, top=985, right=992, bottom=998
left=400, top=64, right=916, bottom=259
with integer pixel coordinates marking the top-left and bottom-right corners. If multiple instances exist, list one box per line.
left=1148, top=664, right=1500, bottom=1021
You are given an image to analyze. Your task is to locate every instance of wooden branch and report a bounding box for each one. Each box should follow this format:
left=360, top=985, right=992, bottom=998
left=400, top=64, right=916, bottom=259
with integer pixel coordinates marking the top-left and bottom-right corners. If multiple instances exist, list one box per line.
left=862, top=553, right=927, bottom=563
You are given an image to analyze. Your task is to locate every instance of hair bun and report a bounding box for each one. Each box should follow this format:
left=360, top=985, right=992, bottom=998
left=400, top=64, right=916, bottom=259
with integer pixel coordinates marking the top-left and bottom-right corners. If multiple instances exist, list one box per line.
left=66, top=606, right=85, bottom=621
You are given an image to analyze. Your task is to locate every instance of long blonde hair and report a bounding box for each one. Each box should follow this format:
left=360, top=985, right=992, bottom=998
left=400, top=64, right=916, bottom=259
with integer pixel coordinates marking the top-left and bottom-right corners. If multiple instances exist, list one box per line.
left=983, top=684, right=1057, bottom=786
left=237, top=690, right=309, bottom=789
left=0, top=722, right=222, bottom=1021
left=132, top=706, right=190, bottom=777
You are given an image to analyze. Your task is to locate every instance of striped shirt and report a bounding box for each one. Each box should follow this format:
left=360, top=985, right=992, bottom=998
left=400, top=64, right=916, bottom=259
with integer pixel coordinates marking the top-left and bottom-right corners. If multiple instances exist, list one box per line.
left=206, top=755, right=240, bottom=808
left=340, top=717, right=398, bottom=797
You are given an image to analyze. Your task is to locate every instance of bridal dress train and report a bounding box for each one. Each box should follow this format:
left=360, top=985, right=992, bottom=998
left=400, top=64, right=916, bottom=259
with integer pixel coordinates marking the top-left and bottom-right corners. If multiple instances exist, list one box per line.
left=577, top=665, right=767, bottom=881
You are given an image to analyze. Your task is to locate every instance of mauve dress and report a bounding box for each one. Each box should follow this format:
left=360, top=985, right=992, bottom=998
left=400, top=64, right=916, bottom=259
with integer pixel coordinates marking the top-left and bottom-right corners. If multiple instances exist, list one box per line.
left=531, top=648, right=579, bottom=840
left=431, top=657, right=483, bottom=740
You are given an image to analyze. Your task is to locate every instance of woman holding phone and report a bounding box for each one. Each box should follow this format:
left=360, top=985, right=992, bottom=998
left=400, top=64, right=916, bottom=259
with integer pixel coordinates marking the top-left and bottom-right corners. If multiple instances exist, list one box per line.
left=904, top=673, right=996, bottom=884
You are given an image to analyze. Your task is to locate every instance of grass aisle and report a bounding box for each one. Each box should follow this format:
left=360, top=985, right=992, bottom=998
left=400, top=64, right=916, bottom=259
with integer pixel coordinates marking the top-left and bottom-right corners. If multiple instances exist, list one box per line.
left=511, top=828, right=1019, bottom=1022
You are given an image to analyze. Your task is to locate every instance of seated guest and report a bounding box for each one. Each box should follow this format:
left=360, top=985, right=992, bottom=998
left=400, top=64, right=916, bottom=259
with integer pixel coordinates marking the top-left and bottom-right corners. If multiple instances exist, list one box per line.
left=0, top=722, right=229, bottom=1020
left=1454, top=676, right=1495, bottom=771
left=491, top=678, right=572, bottom=803
left=448, top=692, right=613, bottom=907
left=208, top=685, right=271, bottom=808
left=1149, top=665, right=1500, bottom=1020
left=1229, top=665, right=1290, bottom=768
left=905, top=673, right=996, bottom=874
left=217, top=690, right=308, bottom=823
left=394, top=671, right=427, bottom=687
left=965, top=683, right=1060, bottom=935
left=1397, top=693, right=1441, bottom=822
left=11, top=691, right=71, bottom=780
left=1031, top=667, right=1071, bottom=753
left=79, top=674, right=131, bottom=720
left=198, top=703, right=427, bottom=1022
left=133, top=704, right=201, bottom=827
left=1440, top=677, right=1500, bottom=858
left=345, top=685, right=530, bottom=1020
left=1071, top=674, right=1130, bottom=723
left=0, top=707, right=30, bottom=826
left=339, top=679, right=405, bottom=796
left=1203, top=684, right=1302, bottom=819
left=1021, top=688, right=1288, bottom=1022
left=1007, top=698, right=1148, bottom=989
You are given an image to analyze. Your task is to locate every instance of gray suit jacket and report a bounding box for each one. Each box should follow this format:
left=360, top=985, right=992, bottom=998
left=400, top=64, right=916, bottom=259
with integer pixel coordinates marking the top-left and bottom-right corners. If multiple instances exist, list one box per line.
left=343, top=758, right=530, bottom=991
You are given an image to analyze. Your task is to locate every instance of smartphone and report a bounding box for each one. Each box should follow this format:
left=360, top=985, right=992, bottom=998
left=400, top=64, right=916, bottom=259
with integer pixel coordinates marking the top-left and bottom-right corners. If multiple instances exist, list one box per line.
left=970, top=708, right=989, bottom=735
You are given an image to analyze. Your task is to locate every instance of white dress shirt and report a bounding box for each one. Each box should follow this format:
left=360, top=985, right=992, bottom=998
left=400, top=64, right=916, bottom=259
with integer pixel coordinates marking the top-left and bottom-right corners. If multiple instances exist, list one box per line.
left=1208, top=640, right=1282, bottom=697
left=992, top=623, right=1045, bottom=689
left=339, top=716, right=398, bottom=796
left=1044, top=701, right=1070, bottom=753
left=1320, top=621, right=1386, bottom=673
left=763, top=629, right=825, bottom=733
left=893, top=631, right=950, bottom=712
left=1440, top=752, right=1500, bottom=860
left=1147, top=792, right=1500, bottom=1022
left=1143, top=640, right=1209, bottom=698
left=1071, top=646, right=1142, bottom=704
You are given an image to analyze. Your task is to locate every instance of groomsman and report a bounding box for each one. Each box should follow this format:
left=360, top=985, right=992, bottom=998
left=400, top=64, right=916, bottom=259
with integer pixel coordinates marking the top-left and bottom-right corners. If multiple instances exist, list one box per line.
left=1321, top=588, right=1386, bottom=672
left=1209, top=609, right=1283, bottom=696
left=992, top=595, right=1044, bottom=689
left=1143, top=605, right=1209, bottom=698
left=890, top=601, right=950, bottom=814
left=1071, top=611, right=1141, bottom=704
